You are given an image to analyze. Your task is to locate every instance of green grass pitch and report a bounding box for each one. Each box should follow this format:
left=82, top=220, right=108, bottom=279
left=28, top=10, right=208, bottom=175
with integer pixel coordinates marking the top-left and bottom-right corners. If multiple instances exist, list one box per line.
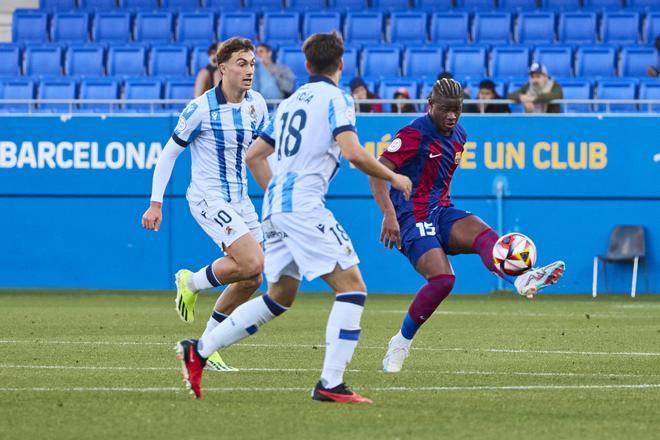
left=1, top=290, right=659, bottom=440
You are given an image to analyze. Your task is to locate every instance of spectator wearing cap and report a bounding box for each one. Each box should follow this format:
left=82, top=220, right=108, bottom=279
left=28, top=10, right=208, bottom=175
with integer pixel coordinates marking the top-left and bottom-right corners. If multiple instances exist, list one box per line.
left=464, top=79, right=510, bottom=114
left=393, top=87, right=417, bottom=113
left=508, top=63, right=563, bottom=113
left=349, top=78, right=383, bottom=113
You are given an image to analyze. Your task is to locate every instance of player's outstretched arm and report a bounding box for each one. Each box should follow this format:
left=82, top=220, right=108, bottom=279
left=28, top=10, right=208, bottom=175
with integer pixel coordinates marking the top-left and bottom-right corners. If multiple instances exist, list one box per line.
left=245, top=137, right=274, bottom=191
left=336, top=131, right=412, bottom=200
left=141, top=138, right=185, bottom=232
left=368, top=157, right=402, bottom=249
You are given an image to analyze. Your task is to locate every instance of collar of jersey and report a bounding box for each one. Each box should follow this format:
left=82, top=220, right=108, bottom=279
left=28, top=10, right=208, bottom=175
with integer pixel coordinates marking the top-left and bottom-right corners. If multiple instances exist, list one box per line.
left=214, top=82, right=246, bottom=106
left=308, top=75, right=336, bottom=87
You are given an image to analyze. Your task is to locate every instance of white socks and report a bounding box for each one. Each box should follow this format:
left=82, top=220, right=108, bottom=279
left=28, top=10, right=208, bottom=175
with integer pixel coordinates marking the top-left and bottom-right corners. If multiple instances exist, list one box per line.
left=197, top=294, right=287, bottom=358
left=320, top=292, right=367, bottom=389
left=188, top=262, right=222, bottom=292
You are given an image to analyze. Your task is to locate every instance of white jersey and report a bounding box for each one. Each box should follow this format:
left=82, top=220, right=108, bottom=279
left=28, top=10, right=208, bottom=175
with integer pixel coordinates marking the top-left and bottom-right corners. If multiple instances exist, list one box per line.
left=260, top=76, right=356, bottom=218
left=173, top=85, right=269, bottom=204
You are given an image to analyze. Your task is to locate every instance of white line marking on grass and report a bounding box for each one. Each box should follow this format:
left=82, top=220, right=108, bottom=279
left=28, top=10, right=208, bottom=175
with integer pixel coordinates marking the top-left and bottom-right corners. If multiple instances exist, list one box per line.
left=0, top=384, right=659, bottom=393
left=367, top=310, right=630, bottom=318
left=2, top=339, right=659, bottom=357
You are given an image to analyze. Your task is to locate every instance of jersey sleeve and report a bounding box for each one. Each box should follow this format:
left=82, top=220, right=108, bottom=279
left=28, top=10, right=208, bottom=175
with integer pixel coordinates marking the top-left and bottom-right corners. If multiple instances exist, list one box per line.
left=328, top=91, right=357, bottom=139
left=172, top=100, right=204, bottom=147
left=258, top=113, right=276, bottom=148
left=380, top=126, right=422, bottom=169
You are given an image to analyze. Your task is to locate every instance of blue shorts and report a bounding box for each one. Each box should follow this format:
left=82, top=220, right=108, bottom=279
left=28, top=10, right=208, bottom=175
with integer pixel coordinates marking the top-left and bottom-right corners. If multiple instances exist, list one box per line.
left=398, top=206, right=473, bottom=268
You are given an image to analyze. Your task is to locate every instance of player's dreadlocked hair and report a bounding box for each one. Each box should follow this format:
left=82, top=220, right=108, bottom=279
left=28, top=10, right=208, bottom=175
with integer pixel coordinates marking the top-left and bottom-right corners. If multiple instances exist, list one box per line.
left=431, top=78, right=463, bottom=101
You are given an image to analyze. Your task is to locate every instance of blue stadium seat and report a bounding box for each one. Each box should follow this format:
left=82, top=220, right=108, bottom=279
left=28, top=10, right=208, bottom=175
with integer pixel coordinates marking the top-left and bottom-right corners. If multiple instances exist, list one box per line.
left=79, top=0, right=118, bottom=10
left=628, top=0, right=659, bottom=11
left=403, top=46, right=444, bottom=77
left=556, top=78, right=592, bottom=112
left=620, top=47, right=656, bottom=77
left=288, top=0, right=327, bottom=11
left=176, top=12, right=215, bottom=43
left=389, top=12, right=427, bottom=44
left=93, top=12, right=132, bottom=43
left=191, top=46, right=210, bottom=74
left=499, top=0, right=538, bottom=11
left=377, top=78, right=418, bottom=112
left=361, top=46, right=401, bottom=77
left=490, top=46, right=531, bottom=78
left=123, top=78, right=162, bottom=112
left=37, top=78, right=77, bottom=113
left=243, top=0, right=283, bottom=11
left=25, top=46, right=63, bottom=76
left=575, top=46, right=617, bottom=77
left=40, top=0, right=77, bottom=9
left=596, top=79, right=637, bottom=113
left=455, top=0, right=496, bottom=11
left=601, top=12, right=640, bottom=45
left=165, top=78, right=195, bottom=110
left=276, top=46, right=306, bottom=77
left=559, top=12, right=597, bottom=44
left=420, top=80, right=435, bottom=100
left=328, top=0, right=368, bottom=10
left=162, top=0, right=200, bottom=9
left=107, top=46, right=147, bottom=76
left=473, top=13, right=512, bottom=44
left=506, top=78, right=527, bottom=112
left=345, top=12, right=384, bottom=44
left=343, top=46, right=359, bottom=78
left=371, top=0, right=411, bottom=10
left=0, top=79, right=35, bottom=112
left=645, top=13, right=660, bottom=44
left=639, top=79, right=660, bottom=112
left=12, top=10, right=49, bottom=43
left=517, top=12, right=555, bottom=44
left=540, top=0, right=580, bottom=10
left=217, top=12, right=258, bottom=41
left=430, top=12, right=469, bottom=44
left=262, top=12, right=301, bottom=45
left=121, top=0, right=159, bottom=9
left=204, top=0, right=242, bottom=8
left=79, top=77, right=119, bottom=112
left=52, top=13, right=90, bottom=43
left=464, top=78, right=506, bottom=99
left=150, top=46, right=189, bottom=76
left=446, top=46, right=487, bottom=79
left=303, top=12, right=342, bottom=39
left=135, top=12, right=174, bottom=43
left=415, top=0, right=453, bottom=7
left=67, top=45, right=105, bottom=76
left=0, top=44, right=21, bottom=76
left=582, top=0, right=623, bottom=11
left=533, top=45, right=573, bottom=77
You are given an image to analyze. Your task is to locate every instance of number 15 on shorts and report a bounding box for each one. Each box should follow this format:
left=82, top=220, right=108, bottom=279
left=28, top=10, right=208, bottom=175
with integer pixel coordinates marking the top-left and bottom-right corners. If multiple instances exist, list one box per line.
left=416, top=222, right=436, bottom=237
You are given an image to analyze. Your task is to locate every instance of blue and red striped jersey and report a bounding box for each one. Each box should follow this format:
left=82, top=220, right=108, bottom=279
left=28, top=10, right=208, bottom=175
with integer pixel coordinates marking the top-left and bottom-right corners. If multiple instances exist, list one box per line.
left=380, top=114, right=467, bottom=222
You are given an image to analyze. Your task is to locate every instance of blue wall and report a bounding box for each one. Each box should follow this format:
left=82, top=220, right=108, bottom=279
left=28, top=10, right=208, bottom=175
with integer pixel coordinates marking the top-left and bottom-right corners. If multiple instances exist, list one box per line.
left=1, top=115, right=658, bottom=294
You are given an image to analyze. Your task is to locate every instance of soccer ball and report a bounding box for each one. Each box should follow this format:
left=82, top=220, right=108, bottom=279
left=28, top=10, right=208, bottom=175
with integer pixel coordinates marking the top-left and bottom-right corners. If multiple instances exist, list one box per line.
left=492, top=233, right=537, bottom=276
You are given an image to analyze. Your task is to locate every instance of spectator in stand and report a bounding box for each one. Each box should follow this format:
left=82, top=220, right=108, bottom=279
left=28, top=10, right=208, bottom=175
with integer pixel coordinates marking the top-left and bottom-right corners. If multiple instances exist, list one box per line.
left=194, top=42, right=221, bottom=97
left=253, top=57, right=282, bottom=101
left=254, top=43, right=295, bottom=99
left=349, top=78, right=383, bottom=113
left=508, top=63, right=563, bottom=113
left=647, top=36, right=659, bottom=77
left=393, top=87, right=417, bottom=113
left=463, top=80, right=510, bottom=114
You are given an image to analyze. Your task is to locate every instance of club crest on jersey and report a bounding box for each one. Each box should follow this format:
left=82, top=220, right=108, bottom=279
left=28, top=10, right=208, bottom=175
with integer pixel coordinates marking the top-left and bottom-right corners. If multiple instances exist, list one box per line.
left=345, top=107, right=355, bottom=121
left=454, top=151, right=462, bottom=164
left=387, top=138, right=402, bottom=152
left=175, top=116, right=186, bottom=132
left=225, top=225, right=234, bottom=236
left=249, top=105, right=257, bottom=119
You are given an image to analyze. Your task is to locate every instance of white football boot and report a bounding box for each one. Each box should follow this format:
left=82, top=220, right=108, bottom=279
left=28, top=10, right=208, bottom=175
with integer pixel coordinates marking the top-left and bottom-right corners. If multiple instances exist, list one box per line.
left=515, top=260, right=566, bottom=299
left=383, top=333, right=412, bottom=373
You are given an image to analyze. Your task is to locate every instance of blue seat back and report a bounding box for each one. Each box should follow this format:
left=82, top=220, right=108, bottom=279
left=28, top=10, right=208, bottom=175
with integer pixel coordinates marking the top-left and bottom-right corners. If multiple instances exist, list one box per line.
left=473, top=13, right=512, bottom=44
left=150, top=46, right=190, bottom=76
left=559, top=12, right=597, bottom=44
left=276, top=47, right=307, bottom=77
left=0, top=45, right=21, bottom=76
left=123, top=78, right=162, bottom=111
left=499, top=0, right=538, bottom=11
left=204, top=0, right=242, bottom=8
left=645, top=13, right=660, bottom=44
left=25, top=46, right=63, bottom=76
left=328, top=0, right=368, bottom=10
left=191, top=46, right=210, bottom=75
left=38, top=78, right=77, bottom=113
left=67, top=45, right=106, bottom=76
left=162, top=0, right=200, bottom=8
left=533, top=45, right=573, bottom=77
left=52, top=12, right=90, bottom=43
left=639, top=80, right=660, bottom=112
left=165, top=78, right=195, bottom=110
left=79, top=0, right=119, bottom=10
left=517, top=12, right=555, bottom=44
left=557, top=78, right=592, bottom=112
left=108, top=46, right=147, bottom=76
left=404, top=46, right=444, bottom=77
left=94, top=12, right=132, bottom=43
left=628, top=0, right=659, bottom=11
left=415, top=0, right=453, bottom=7
left=79, top=78, right=119, bottom=112
left=262, top=12, right=301, bottom=45
left=244, top=0, right=284, bottom=11
left=389, top=12, right=428, bottom=44
left=361, top=46, right=401, bottom=77
left=378, top=78, right=419, bottom=112
left=176, top=12, right=216, bottom=43
left=40, top=0, right=77, bottom=10
left=289, top=0, right=327, bottom=10
left=446, top=46, right=487, bottom=79
left=345, top=12, right=384, bottom=44
left=13, top=10, right=49, bottom=43
left=596, top=79, right=637, bottom=113
left=372, top=0, right=411, bottom=9
left=601, top=13, right=640, bottom=44
left=491, top=46, right=530, bottom=78
left=455, top=0, right=496, bottom=10
left=0, top=79, right=35, bottom=112
left=343, top=46, right=359, bottom=78
left=217, top=12, right=258, bottom=41
left=620, top=48, right=657, bottom=77
left=582, top=0, right=623, bottom=11
left=121, top=0, right=160, bottom=9
left=430, top=12, right=469, bottom=44
left=303, top=12, right=342, bottom=39
left=576, top=46, right=617, bottom=77
left=541, top=0, right=580, bottom=10
left=136, top=12, right=173, bottom=43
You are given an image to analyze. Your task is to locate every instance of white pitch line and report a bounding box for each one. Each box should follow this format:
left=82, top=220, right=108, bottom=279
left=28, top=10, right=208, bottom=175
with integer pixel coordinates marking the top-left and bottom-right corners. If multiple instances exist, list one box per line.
left=0, top=384, right=659, bottom=393
left=1, top=339, right=659, bottom=357
left=0, top=364, right=656, bottom=379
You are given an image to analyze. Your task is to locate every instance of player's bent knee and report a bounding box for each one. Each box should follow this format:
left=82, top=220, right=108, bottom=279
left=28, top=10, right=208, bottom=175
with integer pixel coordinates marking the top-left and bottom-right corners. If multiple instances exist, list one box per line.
left=242, top=274, right=263, bottom=291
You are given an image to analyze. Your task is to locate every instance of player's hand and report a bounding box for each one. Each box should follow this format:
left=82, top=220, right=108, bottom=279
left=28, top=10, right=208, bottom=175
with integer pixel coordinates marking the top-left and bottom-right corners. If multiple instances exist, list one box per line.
left=142, top=202, right=163, bottom=232
left=391, top=173, right=412, bottom=200
left=380, top=214, right=401, bottom=250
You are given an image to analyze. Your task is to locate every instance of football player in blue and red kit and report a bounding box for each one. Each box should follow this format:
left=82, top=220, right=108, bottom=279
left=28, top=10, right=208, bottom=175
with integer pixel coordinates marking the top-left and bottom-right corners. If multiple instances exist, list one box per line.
left=368, top=78, right=565, bottom=373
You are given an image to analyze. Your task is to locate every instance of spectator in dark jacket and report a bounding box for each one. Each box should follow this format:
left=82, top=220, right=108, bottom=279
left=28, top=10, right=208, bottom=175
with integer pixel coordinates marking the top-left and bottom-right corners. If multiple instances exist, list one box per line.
left=508, top=63, right=563, bottom=113
left=464, top=79, right=510, bottom=114
left=349, top=77, right=383, bottom=113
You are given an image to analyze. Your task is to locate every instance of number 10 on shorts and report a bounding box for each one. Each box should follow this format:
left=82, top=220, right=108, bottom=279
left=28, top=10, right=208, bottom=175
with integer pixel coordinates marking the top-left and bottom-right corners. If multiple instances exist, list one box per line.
left=416, top=222, right=436, bottom=237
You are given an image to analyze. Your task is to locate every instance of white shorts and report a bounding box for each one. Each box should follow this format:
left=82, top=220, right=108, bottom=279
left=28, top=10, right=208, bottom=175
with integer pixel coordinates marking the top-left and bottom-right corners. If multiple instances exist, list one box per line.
left=189, top=197, right=263, bottom=249
left=263, top=207, right=360, bottom=283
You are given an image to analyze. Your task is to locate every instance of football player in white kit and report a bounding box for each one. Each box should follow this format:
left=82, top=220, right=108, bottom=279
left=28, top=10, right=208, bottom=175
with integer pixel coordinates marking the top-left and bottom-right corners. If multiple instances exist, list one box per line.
left=174, top=32, right=413, bottom=402
left=141, top=38, right=269, bottom=371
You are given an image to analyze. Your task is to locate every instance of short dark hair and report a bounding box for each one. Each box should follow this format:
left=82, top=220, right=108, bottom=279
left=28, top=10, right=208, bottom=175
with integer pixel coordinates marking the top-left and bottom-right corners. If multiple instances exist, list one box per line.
left=302, top=31, right=344, bottom=76
left=216, top=37, right=254, bottom=65
left=207, top=42, right=218, bottom=55
left=431, top=78, right=463, bottom=101
left=256, top=43, right=272, bottom=52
